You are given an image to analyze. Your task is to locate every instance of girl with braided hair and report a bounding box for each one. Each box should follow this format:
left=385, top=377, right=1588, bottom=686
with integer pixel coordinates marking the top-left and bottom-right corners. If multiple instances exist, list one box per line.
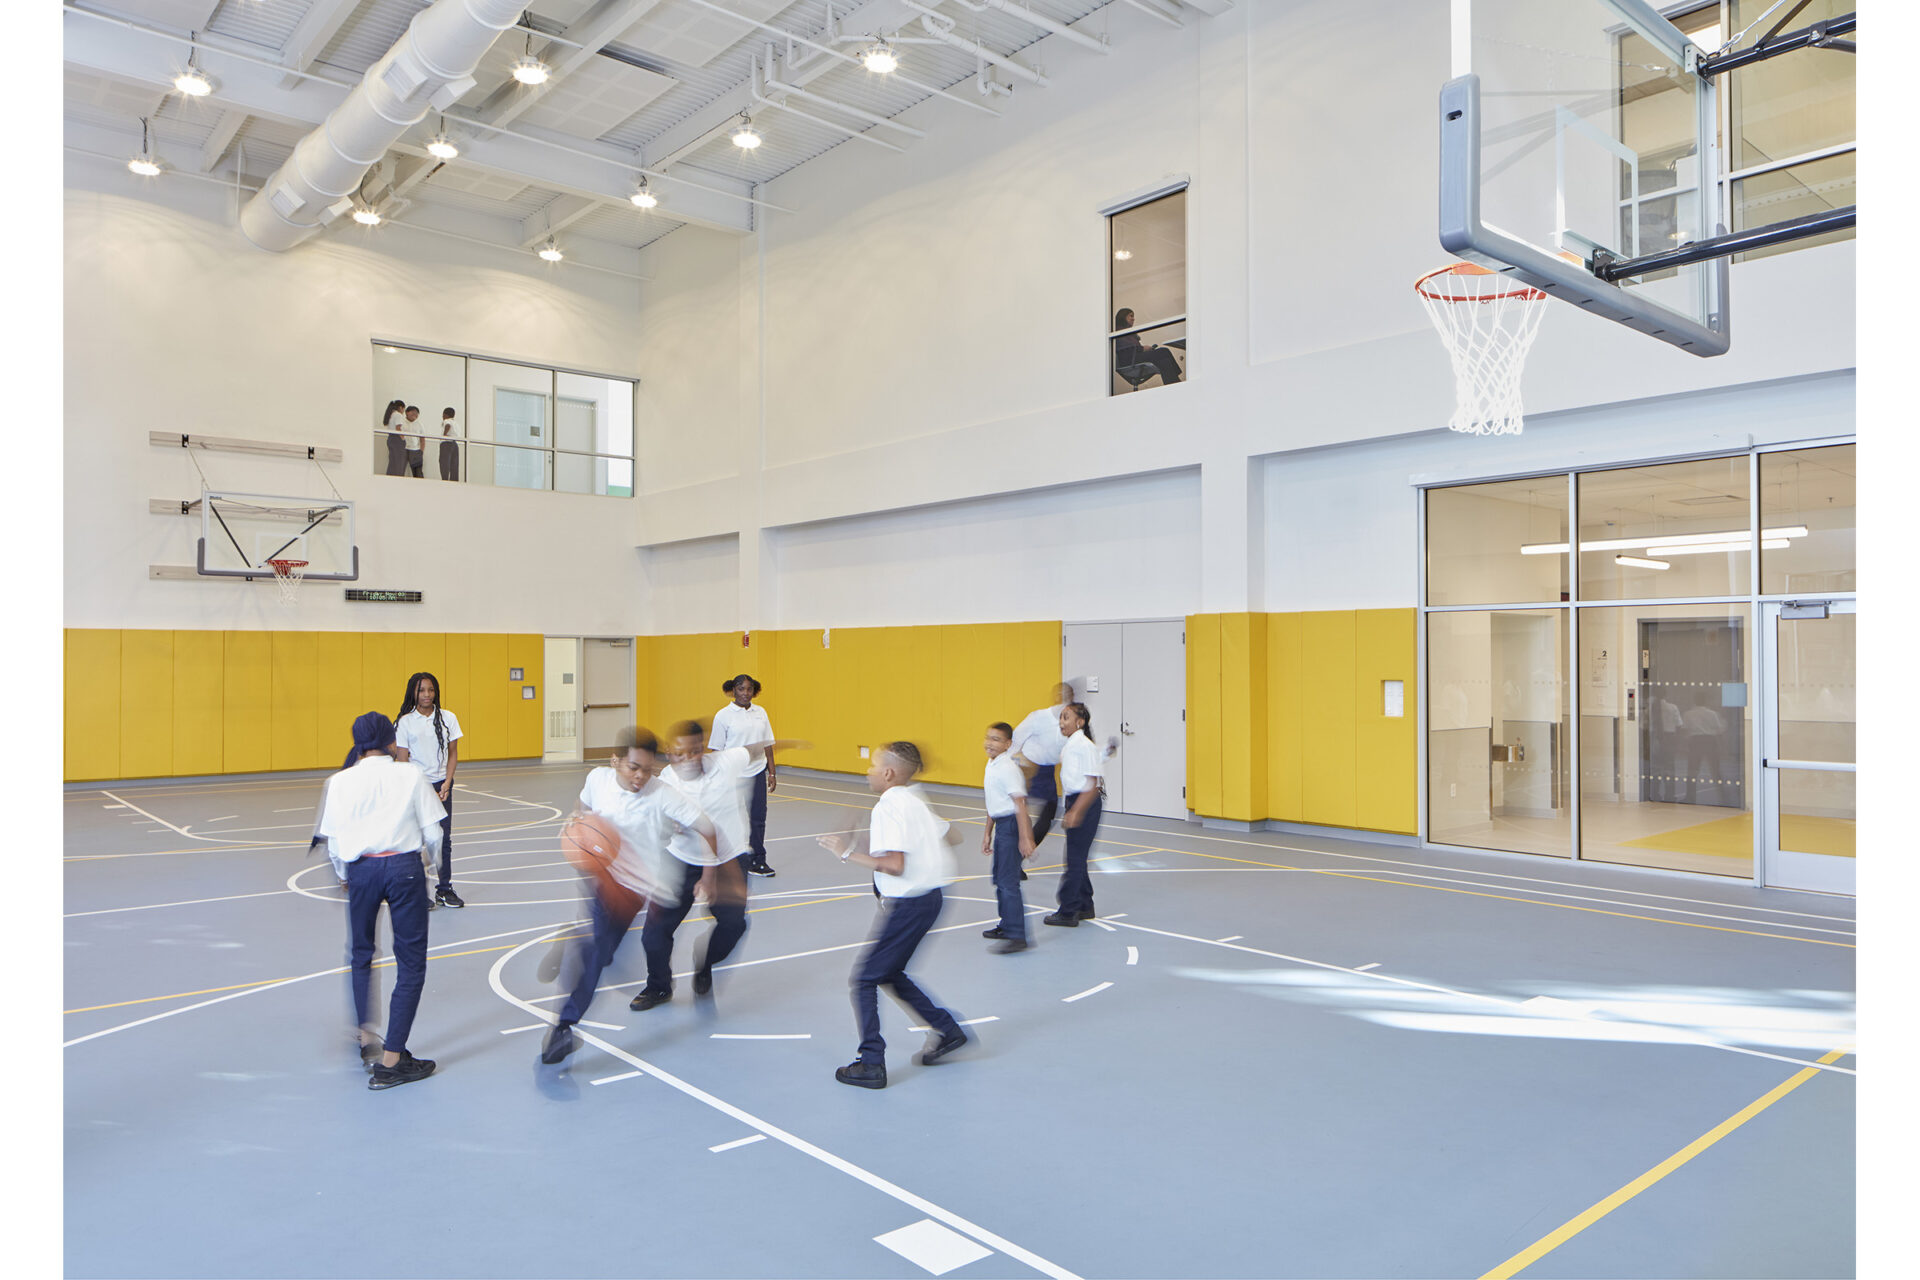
left=395, top=672, right=465, bottom=908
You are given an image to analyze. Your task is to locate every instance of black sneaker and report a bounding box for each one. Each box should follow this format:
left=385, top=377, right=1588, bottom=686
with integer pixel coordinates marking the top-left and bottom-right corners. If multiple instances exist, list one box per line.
left=628, top=988, right=672, bottom=1011
left=835, top=1060, right=887, bottom=1089
left=540, top=1023, right=576, bottom=1065
left=368, top=1051, right=436, bottom=1090
left=1078, top=908, right=1096, bottom=920
left=1042, top=911, right=1079, bottom=927
left=435, top=887, right=465, bottom=908
left=982, top=926, right=1012, bottom=939
left=747, top=860, right=776, bottom=878
left=991, top=938, right=1029, bottom=954
left=915, top=1027, right=968, bottom=1066
left=692, top=947, right=714, bottom=997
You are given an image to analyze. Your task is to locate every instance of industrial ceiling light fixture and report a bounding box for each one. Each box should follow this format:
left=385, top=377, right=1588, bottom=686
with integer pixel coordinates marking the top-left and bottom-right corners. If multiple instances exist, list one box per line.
left=860, top=38, right=899, bottom=74
left=731, top=114, right=762, bottom=149
left=174, top=39, right=213, bottom=97
left=352, top=205, right=382, bottom=226
left=127, top=117, right=162, bottom=176
left=426, top=118, right=459, bottom=160
left=629, top=178, right=658, bottom=209
left=537, top=238, right=564, bottom=262
left=510, top=23, right=549, bottom=85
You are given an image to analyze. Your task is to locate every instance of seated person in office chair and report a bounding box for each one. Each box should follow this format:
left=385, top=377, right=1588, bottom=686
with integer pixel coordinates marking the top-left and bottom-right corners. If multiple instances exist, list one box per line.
left=1113, top=308, right=1182, bottom=386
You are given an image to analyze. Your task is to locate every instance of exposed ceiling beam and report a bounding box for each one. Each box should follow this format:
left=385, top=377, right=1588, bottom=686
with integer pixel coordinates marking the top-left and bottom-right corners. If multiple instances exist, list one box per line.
left=520, top=193, right=601, bottom=247
left=477, top=0, right=669, bottom=131
left=197, top=108, right=247, bottom=172
left=63, top=13, right=756, bottom=235
left=275, top=0, right=362, bottom=89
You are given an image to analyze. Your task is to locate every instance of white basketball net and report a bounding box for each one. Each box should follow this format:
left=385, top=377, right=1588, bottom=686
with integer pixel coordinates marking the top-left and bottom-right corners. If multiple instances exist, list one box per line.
left=267, top=559, right=307, bottom=606
left=1416, top=264, right=1549, bottom=436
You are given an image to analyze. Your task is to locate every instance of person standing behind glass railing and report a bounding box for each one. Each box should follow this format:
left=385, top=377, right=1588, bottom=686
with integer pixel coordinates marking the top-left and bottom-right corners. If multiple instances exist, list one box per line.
left=438, top=407, right=460, bottom=481
left=383, top=399, right=407, bottom=476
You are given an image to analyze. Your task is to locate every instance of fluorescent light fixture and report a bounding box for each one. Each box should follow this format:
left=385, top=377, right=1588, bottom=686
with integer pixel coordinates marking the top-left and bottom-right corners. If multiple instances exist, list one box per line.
left=537, top=238, right=564, bottom=262
left=1113, top=249, right=1132, bottom=260
left=1614, top=555, right=1671, bottom=570
left=1660, top=538, right=1792, bottom=557
left=732, top=117, right=762, bottom=149
left=629, top=180, right=657, bottom=209
left=511, top=56, right=549, bottom=85
left=426, top=134, right=459, bottom=160
left=174, top=67, right=212, bottom=97
left=1520, top=526, right=1810, bottom=555
left=860, top=40, right=899, bottom=74
left=352, top=206, right=382, bottom=226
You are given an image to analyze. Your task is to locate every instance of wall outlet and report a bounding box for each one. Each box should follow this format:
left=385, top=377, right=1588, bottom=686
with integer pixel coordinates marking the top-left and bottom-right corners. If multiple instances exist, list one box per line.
left=1449, top=782, right=1457, bottom=797
left=1088, top=676, right=1100, bottom=692
left=858, top=746, right=870, bottom=759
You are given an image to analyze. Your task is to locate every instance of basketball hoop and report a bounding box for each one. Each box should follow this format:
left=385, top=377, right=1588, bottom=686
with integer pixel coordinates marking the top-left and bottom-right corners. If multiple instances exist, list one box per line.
left=1415, top=261, right=1549, bottom=437
left=266, top=558, right=308, bottom=606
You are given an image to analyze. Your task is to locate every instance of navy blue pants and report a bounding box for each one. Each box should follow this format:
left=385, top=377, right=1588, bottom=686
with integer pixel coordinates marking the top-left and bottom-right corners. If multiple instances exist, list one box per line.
left=851, top=888, right=959, bottom=1064
left=642, top=858, right=748, bottom=993
left=990, top=814, right=1027, bottom=939
left=1056, top=792, right=1102, bottom=916
left=346, top=853, right=431, bottom=1053
left=558, top=884, right=645, bottom=1026
left=1027, top=764, right=1059, bottom=845
left=747, top=771, right=769, bottom=865
left=432, top=788, right=453, bottom=892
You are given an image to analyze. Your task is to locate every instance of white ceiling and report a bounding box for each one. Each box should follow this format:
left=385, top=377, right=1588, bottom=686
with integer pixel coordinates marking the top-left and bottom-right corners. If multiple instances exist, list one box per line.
left=64, top=0, right=1214, bottom=262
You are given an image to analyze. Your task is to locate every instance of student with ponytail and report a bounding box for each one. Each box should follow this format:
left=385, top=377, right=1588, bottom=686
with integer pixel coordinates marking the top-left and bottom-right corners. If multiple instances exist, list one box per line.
left=395, top=672, right=465, bottom=908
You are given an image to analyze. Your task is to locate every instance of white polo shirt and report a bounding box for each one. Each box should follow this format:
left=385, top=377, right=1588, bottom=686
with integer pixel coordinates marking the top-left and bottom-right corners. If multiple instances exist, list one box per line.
left=317, top=756, right=447, bottom=878
left=710, top=702, right=775, bottom=777
left=1060, top=730, right=1104, bottom=796
left=395, top=708, right=462, bottom=783
left=402, top=418, right=424, bottom=450
left=660, top=747, right=751, bottom=864
left=1011, top=705, right=1067, bottom=767
left=983, top=752, right=1028, bottom=819
left=579, top=768, right=706, bottom=898
left=868, top=784, right=954, bottom=899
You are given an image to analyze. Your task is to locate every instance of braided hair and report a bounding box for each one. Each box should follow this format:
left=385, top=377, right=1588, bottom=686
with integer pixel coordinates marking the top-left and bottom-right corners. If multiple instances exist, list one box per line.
left=399, top=672, right=447, bottom=759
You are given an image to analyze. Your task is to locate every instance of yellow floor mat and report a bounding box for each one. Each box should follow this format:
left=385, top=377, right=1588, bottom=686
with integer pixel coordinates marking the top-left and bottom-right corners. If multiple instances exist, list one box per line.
left=1621, top=813, right=1855, bottom=859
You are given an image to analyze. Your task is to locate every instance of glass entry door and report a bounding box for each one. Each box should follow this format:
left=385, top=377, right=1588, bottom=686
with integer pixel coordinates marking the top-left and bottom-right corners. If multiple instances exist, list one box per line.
left=1760, top=600, right=1856, bottom=893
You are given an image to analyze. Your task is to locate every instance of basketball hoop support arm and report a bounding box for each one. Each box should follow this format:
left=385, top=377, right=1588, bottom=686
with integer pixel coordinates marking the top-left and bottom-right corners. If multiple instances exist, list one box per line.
left=1437, top=73, right=1731, bottom=357
left=1695, top=12, right=1855, bottom=76
left=1591, top=205, right=1856, bottom=282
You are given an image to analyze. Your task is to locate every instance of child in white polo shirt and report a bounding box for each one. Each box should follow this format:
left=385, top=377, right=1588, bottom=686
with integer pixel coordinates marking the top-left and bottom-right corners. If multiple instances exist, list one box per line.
left=980, top=721, right=1036, bottom=952
left=819, top=741, right=968, bottom=1090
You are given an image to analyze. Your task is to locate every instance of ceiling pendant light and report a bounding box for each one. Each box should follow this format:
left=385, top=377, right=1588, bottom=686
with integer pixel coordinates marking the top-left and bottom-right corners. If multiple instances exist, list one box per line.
left=860, top=39, right=899, bottom=74
left=352, top=205, right=382, bottom=226
left=511, top=29, right=548, bottom=85
left=537, top=238, right=564, bottom=262
left=426, top=129, right=459, bottom=160
left=1614, top=555, right=1672, bottom=571
left=128, top=117, right=162, bottom=176
left=731, top=114, right=762, bottom=149
left=629, top=178, right=658, bottom=209
left=174, top=40, right=213, bottom=97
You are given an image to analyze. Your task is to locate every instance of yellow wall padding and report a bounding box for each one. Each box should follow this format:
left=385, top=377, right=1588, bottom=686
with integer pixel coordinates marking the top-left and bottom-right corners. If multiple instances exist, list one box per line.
left=632, top=624, right=1062, bottom=788
left=65, top=629, right=547, bottom=782
left=1185, top=616, right=1222, bottom=817
left=1266, top=613, right=1304, bottom=822
left=1219, top=613, right=1270, bottom=822
left=1299, top=611, right=1358, bottom=827
left=1354, top=609, right=1418, bottom=834
left=120, top=629, right=174, bottom=780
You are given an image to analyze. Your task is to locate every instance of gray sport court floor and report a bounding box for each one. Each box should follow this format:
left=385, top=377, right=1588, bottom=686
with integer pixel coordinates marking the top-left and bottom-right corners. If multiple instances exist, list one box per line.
left=64, top=762, right=1855, bottom=1279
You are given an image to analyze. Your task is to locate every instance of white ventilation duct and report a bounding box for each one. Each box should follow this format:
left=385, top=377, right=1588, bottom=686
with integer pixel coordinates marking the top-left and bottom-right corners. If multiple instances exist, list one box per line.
left=239, top=0, right=527, bottom=252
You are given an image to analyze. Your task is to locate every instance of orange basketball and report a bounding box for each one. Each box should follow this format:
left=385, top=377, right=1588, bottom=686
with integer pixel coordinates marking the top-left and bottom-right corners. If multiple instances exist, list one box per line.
left=561, top=812, right=622, bottom=874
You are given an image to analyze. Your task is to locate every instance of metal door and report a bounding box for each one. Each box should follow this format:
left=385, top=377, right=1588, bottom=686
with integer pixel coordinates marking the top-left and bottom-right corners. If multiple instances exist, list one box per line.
left=1062, top=621, right=1188, bottom=820
left=1760, top=601, right=1855, bottom=894
left=581, top=638, right=635, bottom=758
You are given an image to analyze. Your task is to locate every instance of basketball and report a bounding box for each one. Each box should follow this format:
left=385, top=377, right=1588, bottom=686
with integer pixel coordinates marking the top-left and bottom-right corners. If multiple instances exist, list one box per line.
left=561, top=812, right=622, bottom=874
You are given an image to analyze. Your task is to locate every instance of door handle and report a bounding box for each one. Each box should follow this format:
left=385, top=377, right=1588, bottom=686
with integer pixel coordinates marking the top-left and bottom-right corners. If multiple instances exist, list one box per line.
left=1121, top=723, right=1135, bottom=735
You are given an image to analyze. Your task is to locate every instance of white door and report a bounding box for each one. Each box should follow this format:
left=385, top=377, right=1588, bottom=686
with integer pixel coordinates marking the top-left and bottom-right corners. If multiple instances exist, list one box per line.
left=1120, top=621, right=1188, bottom=820
left=1760, top=601, right=1855, bottom=894
left=1062, top=621, right=1188, bottom=821
left=543, top=637, right=581, bottom=761
left=582, top=638, right=635, bottom=757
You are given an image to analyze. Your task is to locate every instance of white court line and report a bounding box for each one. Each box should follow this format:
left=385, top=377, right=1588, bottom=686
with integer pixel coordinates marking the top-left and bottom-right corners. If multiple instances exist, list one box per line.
left=1087, top=920, right=1116, bottom=932
left=591, top=1071, right=644, bottom=1086
left=500, top=1023, right=547, bottom=1036
left=65, top=888, right=295, bottom=918
left=711, top=1033, right=811, bottom=1040
left=1217, top=935, right=1244, bottom=943
left=909, top=1017, right=999, bottom=1032
left=102, top=803, right=126, bottom=809
left=273, top=807, right=312, bottom=813
left=1125, top=947, right=1139, bottom=966
left=486, top=939, right=1081, bottom=1280
left=65, top=920, right=579, bottom=1046
left=1355, top=962, right=1381, bottom=972
left=1063, top=982, right=1113, bottom=1003
left=580, top=1019, right=624, bottom=1031
left=204, top=815, right=238, bottom=824
left=709, top=1135, right=767, bottom=1153
left=1103, top=918, right=1857, bottom=1078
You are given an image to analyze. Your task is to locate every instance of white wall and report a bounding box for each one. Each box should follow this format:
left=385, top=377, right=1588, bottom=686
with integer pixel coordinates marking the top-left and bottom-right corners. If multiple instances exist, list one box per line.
left=65, top=158, right=648, bottom=635
left=627, top=0, right=1855, bottom=626
left=639, top=534, right=741, bottom=634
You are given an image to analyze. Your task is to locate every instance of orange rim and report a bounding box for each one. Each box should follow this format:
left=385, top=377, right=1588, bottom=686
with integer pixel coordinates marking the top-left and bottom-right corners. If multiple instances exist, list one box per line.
left=266, top=559, right=309, bottom=576
left=1414, top=261, right=1549, bottom=303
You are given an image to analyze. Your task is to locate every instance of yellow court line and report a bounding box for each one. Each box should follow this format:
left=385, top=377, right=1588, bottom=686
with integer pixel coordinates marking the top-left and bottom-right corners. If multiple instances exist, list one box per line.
left=1125, top=844, right=1854, bottom=949
left=64, top=891, right=872, bottom=1015
left=1478, top=1048, right=1853, bottom=1280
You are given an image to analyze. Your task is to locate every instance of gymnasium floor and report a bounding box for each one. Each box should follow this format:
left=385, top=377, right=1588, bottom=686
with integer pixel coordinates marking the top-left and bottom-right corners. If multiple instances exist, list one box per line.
left=64, top=762, right=1855, bottom=1280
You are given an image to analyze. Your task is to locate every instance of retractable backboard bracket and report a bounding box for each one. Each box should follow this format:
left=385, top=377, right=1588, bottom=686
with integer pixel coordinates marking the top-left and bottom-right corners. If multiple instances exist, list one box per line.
left=1438, top=73, right=1732, bottom=357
